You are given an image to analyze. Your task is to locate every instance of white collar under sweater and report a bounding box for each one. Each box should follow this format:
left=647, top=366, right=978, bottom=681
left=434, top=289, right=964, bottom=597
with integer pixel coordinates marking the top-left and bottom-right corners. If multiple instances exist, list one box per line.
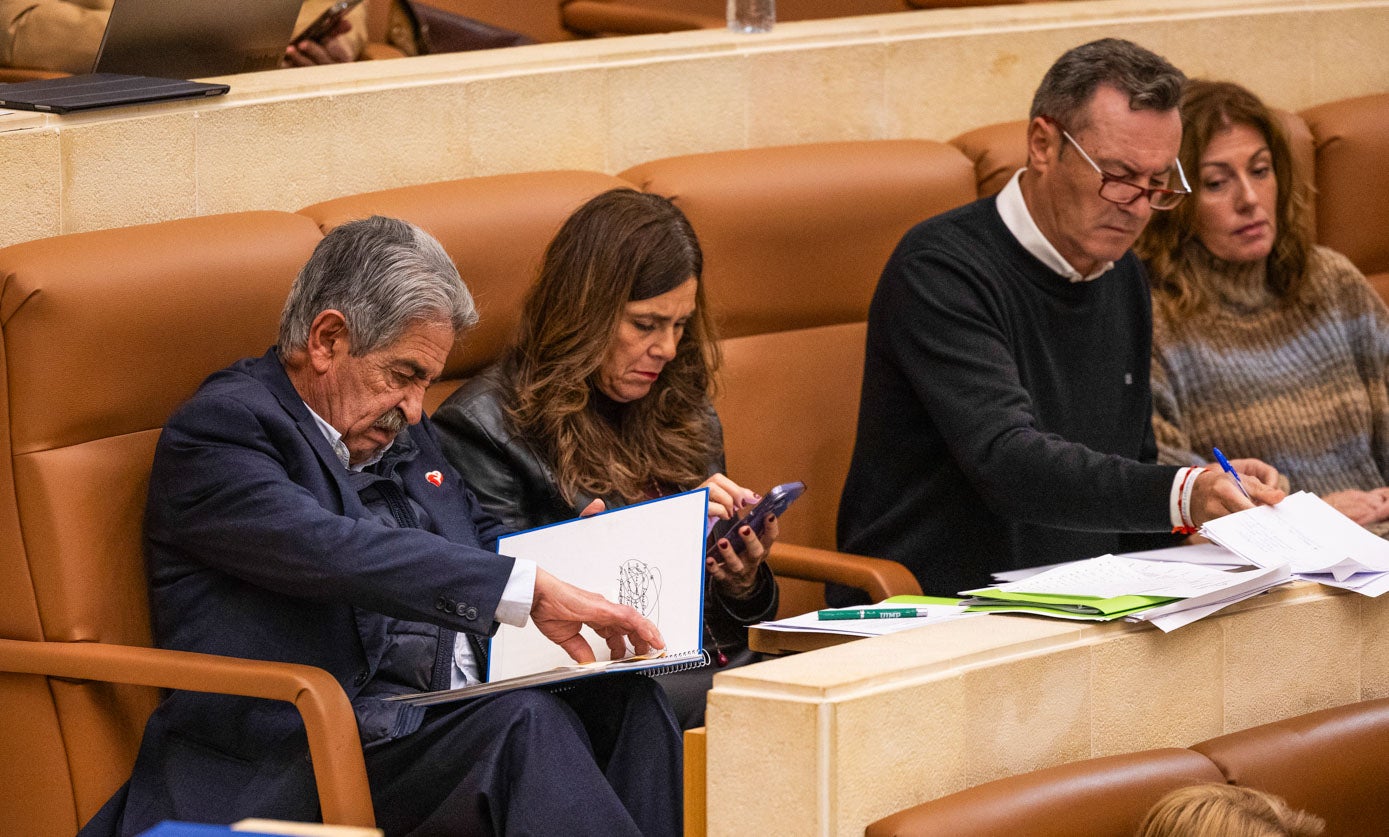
left=995, top=168, right=1115, bottom=283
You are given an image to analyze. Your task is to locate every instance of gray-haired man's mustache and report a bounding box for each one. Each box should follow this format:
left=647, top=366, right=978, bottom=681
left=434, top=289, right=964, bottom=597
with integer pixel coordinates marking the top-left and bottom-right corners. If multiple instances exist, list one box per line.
left=373, top=408, right=407, bottom=433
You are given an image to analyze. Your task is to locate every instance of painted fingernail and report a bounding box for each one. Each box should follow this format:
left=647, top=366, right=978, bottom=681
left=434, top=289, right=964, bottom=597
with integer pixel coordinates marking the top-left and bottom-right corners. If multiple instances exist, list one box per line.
left=741, top=527, right=752, bottom=536
left=719, top=539, right=730, bottom=549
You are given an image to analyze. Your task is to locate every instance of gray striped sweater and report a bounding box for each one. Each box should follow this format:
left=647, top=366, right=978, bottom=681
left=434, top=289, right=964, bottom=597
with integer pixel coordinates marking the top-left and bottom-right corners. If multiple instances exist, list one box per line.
left=1150, top=245, right=1389, bottom=500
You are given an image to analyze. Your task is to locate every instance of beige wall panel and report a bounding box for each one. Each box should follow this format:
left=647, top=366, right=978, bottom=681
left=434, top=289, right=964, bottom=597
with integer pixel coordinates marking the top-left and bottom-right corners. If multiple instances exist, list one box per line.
left=0, top=127, right=61, bottom=247
left=962, top=643, right=1091, bottom=785
left=704, top=691, right=822, bottom=837
left=467, top=69, right=608, bottom=176
left=1219, top=591, right=1362, bottom=732
left=606, top=54, right=747, bottom=172
left=745, top=42, right=888, bottom=147
left=885, top=24, right=1118, bottom=141
left=1160, top=14, right=1316, bottom=110
left=1359, top=595, right=1389, bottom=700
left=1090, top=621, right=1224, bottom=755
left=59, top=113, right=197, bottom=234
left=1306, top=5, right=1389, bottom=105
left=832, top=678, right=968, bottom=837
left=195, top=84, right=475, bottom=217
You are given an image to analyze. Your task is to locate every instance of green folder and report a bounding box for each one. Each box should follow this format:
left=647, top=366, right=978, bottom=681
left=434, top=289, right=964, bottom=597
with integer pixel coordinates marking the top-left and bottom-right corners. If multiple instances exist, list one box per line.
left=958, top=589, right=1178, bottom=621
left=882, top=595, right=965, bottom=606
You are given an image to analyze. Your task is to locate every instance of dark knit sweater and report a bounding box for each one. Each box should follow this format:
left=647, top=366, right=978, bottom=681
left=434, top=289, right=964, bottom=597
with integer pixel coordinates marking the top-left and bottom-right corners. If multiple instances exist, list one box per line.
left=836, top=195, right=1180, bottom=597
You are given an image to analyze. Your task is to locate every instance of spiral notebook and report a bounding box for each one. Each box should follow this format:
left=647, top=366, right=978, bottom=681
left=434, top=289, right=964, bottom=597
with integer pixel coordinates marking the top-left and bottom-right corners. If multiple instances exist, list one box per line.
left=393, top=488, right=710, bottom=706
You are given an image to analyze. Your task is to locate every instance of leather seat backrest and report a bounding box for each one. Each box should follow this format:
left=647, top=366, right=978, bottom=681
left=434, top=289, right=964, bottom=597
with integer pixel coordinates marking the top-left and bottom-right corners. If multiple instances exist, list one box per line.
left=1192, top=697, right=1389, bottom=837
left=415, top=0, right=574, bottom=42
left=864, top=748, right=1225, bottom=837
left=715, top=322, right=867, bottom=616
left=621, top=140, right=977, bottom=338
left=714, top=322, right=865, bottom=554
left=299, top=170, right=632, bottom=409
left=1301, top=92, right=1389, bottom=299
left=0, top=211, right=325, bottom=832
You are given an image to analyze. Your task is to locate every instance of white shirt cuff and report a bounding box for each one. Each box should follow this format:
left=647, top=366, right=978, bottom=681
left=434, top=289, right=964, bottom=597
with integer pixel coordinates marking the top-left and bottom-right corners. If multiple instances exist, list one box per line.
left=451, top=557, right=537, bottom=688
left=494, top=557, right=536, bottom=627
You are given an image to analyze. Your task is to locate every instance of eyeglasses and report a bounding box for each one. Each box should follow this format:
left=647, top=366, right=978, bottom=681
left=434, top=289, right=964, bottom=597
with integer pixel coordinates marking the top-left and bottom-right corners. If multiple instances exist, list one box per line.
left=1053, top=123, right=1191, bottom=211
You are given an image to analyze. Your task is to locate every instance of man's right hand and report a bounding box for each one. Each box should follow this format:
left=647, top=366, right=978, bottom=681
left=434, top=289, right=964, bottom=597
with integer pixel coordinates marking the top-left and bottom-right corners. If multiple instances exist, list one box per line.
left=530, top=568, right=664, bottom=665
left=1189, top=462, right=1286, bottom=527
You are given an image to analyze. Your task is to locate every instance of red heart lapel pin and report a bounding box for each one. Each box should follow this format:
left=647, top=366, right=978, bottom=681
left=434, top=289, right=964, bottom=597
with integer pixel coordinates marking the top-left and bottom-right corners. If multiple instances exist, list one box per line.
left=425, top=470, right=443, bottom=487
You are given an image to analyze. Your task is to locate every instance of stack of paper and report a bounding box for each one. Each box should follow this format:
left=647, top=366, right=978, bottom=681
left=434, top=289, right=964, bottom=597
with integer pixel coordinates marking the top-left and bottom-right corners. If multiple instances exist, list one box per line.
left=962, top=553, right=1291, bottom=631
left=1199, top=491, right=1389, bottom=597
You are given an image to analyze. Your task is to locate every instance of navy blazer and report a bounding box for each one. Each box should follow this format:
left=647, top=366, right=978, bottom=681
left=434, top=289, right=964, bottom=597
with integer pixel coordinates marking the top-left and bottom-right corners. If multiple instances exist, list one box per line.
left=111, top=349, right=516, bottom=832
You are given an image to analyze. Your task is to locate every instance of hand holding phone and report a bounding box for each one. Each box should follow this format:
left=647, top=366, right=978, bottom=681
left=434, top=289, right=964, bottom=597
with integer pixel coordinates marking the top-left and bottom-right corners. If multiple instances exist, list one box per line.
left=706, top=481, right=805, bottom=558
left=290, top=0, right=365, bottom=45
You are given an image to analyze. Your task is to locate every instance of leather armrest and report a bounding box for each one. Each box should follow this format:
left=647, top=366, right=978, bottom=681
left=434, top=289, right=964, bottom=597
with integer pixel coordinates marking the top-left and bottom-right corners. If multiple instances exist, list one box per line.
left=0, top=637, right=374, bottom=828
left=561, top=1, right=722, bottom=36
left=767, top=542, right=922, bottom=601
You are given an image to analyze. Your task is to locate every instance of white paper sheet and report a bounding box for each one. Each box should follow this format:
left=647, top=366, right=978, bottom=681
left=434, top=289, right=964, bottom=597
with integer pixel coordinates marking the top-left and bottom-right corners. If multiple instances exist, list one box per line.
left=1125, top=564, right=1291, bottom=631
left=969, top=554, right=1259, bottom=599
left=1117, top=542, right=1249, bottom=569
left=488, top=488, right=708, bottom=681
left=1199, top=491, right=1389, bottom=579
left=1299, top=570, right=1389, bottom=598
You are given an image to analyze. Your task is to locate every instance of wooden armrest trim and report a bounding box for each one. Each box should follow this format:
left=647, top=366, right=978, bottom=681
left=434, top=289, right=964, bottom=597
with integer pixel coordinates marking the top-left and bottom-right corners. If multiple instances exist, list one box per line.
left=0, top=638, right=374, bottom=827
left=767, top=542, right=923, bottom=600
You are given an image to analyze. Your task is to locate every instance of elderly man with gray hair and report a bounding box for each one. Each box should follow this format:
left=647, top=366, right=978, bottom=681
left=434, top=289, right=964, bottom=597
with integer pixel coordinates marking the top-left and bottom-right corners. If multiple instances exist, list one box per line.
left=81, top=216, right=682, bottom=837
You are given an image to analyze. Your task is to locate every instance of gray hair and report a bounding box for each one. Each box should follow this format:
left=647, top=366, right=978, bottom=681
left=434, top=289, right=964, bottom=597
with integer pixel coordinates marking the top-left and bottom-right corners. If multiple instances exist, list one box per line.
left=278, top=215, right=478, bottom=356
left=1029, top=38, right=1186, bottom=131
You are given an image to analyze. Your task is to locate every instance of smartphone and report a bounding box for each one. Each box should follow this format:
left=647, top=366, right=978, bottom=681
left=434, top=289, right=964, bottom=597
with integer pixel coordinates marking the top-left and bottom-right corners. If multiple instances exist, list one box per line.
left=705, top=481, right=806, bottom=558
left=290, top=0, right=366, bottom=44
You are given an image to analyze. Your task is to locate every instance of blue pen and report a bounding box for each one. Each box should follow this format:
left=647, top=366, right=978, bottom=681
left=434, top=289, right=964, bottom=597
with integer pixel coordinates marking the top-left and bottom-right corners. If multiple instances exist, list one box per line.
left=1212, top=447, right=1251, bottom=500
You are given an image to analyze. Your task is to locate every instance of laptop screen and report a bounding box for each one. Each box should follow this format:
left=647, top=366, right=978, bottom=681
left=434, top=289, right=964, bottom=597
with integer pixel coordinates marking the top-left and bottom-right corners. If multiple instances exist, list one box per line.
left=94, top=0, right=305, bottom=79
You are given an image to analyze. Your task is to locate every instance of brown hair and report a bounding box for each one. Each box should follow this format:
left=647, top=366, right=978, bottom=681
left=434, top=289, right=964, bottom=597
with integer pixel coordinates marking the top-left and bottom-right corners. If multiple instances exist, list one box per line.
left=1135, top=784, right=1325, bottom=837
left=1137, top=80, right=1316, bottom=317
left=504, top=188, right=720, bottom=504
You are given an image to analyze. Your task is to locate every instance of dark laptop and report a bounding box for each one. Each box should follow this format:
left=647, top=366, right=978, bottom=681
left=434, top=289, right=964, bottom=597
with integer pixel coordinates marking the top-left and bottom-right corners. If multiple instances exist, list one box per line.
left=0, top=73, right=229, bottom=114
left=93, top=0, right=305, bottom=80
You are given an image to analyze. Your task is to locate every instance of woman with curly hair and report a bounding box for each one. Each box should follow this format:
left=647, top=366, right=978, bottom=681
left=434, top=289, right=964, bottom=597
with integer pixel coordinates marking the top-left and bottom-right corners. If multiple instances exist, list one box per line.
left=1137, top=80, right=1389, bottom=532
left=434, top=188, right=779, bottom=727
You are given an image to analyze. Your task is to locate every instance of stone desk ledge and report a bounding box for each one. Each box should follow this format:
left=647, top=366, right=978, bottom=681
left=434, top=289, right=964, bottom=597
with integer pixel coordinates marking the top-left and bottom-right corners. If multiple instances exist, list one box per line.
left=704, top=581, right=1389, bottom=837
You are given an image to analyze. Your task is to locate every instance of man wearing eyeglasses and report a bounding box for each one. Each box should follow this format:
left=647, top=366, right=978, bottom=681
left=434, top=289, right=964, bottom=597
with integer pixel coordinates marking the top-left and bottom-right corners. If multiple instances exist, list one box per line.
left=836, top=38, right=1285, bottom=598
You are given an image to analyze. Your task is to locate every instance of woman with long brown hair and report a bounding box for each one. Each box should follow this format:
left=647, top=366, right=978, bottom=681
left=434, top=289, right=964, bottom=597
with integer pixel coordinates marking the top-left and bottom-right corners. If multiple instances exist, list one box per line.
left=434, top=188, right=778, bottom=727
left=1136, top=80, right=1389, bottom=532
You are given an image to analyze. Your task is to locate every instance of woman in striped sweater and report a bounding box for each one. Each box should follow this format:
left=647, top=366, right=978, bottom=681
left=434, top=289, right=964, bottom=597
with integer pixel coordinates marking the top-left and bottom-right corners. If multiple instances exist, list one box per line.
left=1137, top=80, right=1389, bottom=532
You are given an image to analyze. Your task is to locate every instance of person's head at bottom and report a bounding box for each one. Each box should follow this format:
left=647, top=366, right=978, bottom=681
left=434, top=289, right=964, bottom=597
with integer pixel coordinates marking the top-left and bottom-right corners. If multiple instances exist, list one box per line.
left=1136, top=783, right=1325, bottom=837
